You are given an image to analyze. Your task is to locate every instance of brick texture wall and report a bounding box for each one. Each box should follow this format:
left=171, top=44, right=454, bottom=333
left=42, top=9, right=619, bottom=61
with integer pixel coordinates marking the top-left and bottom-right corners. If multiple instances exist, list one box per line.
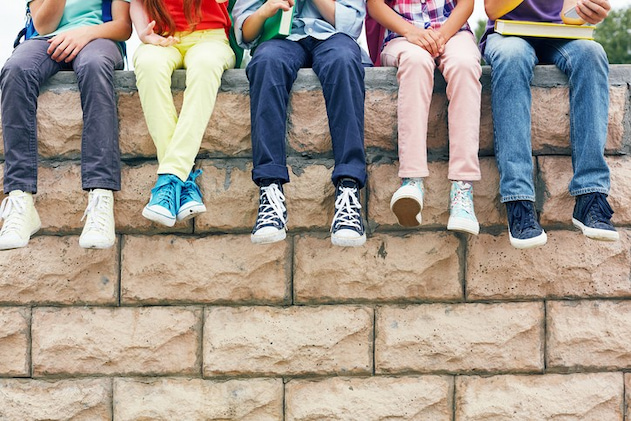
left=0, top=66, right=630, bottom=420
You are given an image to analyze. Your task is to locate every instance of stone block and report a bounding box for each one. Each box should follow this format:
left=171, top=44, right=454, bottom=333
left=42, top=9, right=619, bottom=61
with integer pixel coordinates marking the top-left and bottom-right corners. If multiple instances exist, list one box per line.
left=294, top=233, right=462, bottom=303
left=284, top=163, right=336, bottom=229
left=0, top=308, right=29, bottom=376
left=285, top=376, right=452, bottom=420
left=365, top=90, right=397, bottom=150
left=548, top=300, right=631, bottom=370
left=0, top=236, right=117, bottom=305
left=466, top=231, right=631, bottom=300
left=113, top=378, right=283, bottom=420
left=204, top=306, right=372, bottom=376
left=456, top=373, right=623, bottom=420
left=37, top=90, right=83, bottom=158
left=0, top=378, right=111, bottom=420
left=121, top=235, right=289, bottom=304
left=376, top=303, right=544, bottom=373
left=35, top=164, right=84, bottom=232
left=367, top=158, right=502, bottom=229
left=117, top=91, right=156, bottom=158
left=32, top=307, right=201, bottom=376
left=288, top=90, right=330, bottom=154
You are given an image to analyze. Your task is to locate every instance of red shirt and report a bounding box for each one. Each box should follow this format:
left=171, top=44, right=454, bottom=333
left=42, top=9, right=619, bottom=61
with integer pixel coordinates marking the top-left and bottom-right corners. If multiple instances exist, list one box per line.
left=162, top=0, right=230, bottom=33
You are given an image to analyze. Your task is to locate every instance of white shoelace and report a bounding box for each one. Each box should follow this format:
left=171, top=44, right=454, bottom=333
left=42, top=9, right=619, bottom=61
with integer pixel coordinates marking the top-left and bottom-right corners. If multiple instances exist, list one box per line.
left=255, top=184, right=287, bottom=229
left=332, top=186, right=362, bottom=231
left=81, top=193, right=112, bottom=233
left=0, top=195, right=27, bottom=235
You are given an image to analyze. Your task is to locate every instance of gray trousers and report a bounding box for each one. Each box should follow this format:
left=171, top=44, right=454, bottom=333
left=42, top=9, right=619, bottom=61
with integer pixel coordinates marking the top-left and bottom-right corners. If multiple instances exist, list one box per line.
left=0, top=38, right=123, bottom=194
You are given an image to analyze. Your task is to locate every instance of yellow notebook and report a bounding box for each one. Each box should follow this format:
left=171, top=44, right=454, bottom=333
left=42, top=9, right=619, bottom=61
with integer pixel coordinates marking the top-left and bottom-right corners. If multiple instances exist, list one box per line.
left=494, top=19, right=595, bottom=40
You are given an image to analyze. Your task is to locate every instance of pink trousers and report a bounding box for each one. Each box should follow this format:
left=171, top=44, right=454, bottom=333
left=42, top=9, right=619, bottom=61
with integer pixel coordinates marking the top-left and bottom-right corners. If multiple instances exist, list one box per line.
left=381, top=31, right=482, bottom=180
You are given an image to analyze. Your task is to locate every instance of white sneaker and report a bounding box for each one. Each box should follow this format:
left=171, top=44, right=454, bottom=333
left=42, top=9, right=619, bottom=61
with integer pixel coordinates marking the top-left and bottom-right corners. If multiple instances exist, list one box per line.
left=0, top=190, right=41, bottom=250
left=79, top=189, right=116, bottom=249
left=390, top=178, right=424, bottom=227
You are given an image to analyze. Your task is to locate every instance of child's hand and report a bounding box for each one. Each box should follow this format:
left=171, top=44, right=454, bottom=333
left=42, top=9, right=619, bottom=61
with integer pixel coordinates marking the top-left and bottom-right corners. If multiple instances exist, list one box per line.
left=575, top=0, right=610, bottom=24
left=404, top=26, right=444, bottom=57
left=47, top=27, right=95, bottom=63
left=139, top=20, right=180, bottom=46
left=259, top=0, right=295, bottom=19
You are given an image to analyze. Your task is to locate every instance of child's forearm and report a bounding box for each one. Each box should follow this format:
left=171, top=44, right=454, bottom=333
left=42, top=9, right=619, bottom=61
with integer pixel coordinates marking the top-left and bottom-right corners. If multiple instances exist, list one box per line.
left=438, top=0, right=473, bottom=41
left=130, top=0, right=150, bottom=34
left=242, top=0, right=294, bottom=42
left=29, top=0, right=67, bottom=36
left=484, top=0, right=523, bottom=20
left=366, top=0, right=414, bottom=37
left=311, top=0, right=336, bottom=26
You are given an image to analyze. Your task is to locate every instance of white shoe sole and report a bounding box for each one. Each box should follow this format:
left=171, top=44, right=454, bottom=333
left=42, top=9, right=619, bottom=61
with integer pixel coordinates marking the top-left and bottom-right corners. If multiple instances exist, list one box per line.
left=390, top=187, right=423, bottom=227
left=331, top=232, right=367, bottom=247
left=0, top=223, right=41, bottom=250
left=572, top=218, right=619, bottom=241
left=508, top=228, right=548, bottom=249
left=251, top=228, right=287, bottom=244
left=177, top=202, right=207, bottom=222
left=448, top=216, right=480, bottom=235
left=142, top=205, right=176, bottom=227
left=79, top=236, right=115, bottom=249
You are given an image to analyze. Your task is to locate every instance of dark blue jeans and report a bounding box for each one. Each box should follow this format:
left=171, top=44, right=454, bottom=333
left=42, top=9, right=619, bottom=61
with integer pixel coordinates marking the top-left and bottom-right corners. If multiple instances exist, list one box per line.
left=246, top=33, right=367, bottom=188
left=1, top=38, right=123, bottom=194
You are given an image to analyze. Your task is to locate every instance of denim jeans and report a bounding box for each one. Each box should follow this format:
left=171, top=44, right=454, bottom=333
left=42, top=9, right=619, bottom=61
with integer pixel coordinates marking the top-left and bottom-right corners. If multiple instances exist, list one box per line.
left=1, top=38, right=123, bottom=194
left=484, top=33, right=610, bottom=203
left=246, top=33, right=367, bottom=188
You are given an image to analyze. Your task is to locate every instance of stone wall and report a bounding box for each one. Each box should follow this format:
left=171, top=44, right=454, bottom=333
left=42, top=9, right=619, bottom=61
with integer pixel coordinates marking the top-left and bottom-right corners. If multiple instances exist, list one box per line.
left=0, top=65, right=630, bottom=419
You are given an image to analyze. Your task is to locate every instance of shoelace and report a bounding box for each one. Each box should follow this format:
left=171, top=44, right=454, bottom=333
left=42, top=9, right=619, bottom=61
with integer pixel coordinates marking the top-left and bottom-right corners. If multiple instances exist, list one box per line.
left=452, top=184, right=473, bottom=215
left=0, top=195, right=27, bottom=235
left=584, top=192, right=614, bottom=222
left=508, top=201, right=539, bottom=233
left=156, top=182, right=177, bottom=208
left=255, top=184, right=287, bottom=229
left=182, top=169, right=203, bottom=201
left=332, top=186, right=362, bottom=231
left=81, top=193, right=111, bottom=233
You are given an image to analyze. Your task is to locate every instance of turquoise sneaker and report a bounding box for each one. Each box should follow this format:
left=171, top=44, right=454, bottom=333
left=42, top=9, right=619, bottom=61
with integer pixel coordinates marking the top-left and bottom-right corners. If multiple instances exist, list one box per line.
left=142, top=174, right=182, bottom=227
left=447, top=181, right=479, bottom=235
left=177, top=169, right=206, bottom=222
left=390, top=177, right=424, bottom=227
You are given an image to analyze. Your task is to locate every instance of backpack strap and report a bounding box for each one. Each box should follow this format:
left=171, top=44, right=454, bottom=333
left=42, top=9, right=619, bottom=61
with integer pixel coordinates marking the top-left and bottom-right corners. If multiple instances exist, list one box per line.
left=14, top=5, right=36, bottom=48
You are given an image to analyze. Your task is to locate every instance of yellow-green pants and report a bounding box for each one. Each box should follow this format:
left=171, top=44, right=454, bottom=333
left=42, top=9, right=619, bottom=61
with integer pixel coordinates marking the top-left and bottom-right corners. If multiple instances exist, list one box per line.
left=133, top=29, right=235, bottom=181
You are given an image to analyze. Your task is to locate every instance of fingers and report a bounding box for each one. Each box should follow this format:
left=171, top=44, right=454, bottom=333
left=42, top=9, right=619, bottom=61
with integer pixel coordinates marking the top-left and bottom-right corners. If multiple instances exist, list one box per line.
left=576, top=0, right=610, bottom=24
left=47, top=35, right=73, bottom=62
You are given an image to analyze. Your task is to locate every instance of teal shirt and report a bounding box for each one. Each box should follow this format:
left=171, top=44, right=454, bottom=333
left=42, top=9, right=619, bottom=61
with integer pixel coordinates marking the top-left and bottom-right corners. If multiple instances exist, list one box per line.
left=28, top=0, right=130, bottom=37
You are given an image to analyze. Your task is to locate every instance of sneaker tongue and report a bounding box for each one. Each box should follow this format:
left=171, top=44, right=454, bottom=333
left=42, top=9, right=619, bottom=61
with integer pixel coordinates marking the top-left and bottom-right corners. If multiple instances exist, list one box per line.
left=338, top=178, right=357, bottom=189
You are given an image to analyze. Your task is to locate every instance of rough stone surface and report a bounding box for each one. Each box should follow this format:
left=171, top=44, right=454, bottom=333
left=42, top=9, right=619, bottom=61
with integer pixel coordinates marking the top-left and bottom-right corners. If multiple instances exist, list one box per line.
left=456, top=373, right=623, bottom=420
left=540, top=156, right=631, bottom=226
left=287, top=90, right=330, bottom=154
left=376, top=303, right=544, bottom=373
left=36, top=90, right=83, bottom=158
left=32, top=307, right=201, bottom=376
left=204, top=306, right=372, bottom=376
left=0, top=378, right=112, bottom=421
left=467, top=231, right=631, bottom=300
left=118, top=91, right=158, bottom=158
left=286, top=376, right=452, bottom=420
left=367, top=158, right=502, bottom=229
left=35, top=164, right=85, bottom=232
left=113, top=378, right=283, bottom=420
left=0, top=236, right=117, bottom=305
left=284, top=163, right=336, bottom=229
left=364, top=90, right=397, bottom=150
left=548, top=300, right=631, bottom=370
left=0, top=308, right=29, bottom=376
left=201, top=92, right=252, bottom=156
left=121, top=235, right=289, bottom=304
left=294, top=233, right=462, bottom=303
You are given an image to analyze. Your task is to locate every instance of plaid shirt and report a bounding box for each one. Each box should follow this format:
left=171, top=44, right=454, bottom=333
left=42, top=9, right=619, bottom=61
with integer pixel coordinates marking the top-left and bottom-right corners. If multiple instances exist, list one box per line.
left=384, top=0, right=471, bottom=45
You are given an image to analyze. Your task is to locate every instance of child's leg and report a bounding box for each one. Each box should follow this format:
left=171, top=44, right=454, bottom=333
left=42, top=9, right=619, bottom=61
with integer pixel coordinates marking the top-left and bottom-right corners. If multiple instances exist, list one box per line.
left=437, top=31, right=482, bottom=182
left=0, top=39, right=62, bottom=194
left=381, top=37, right=435, bottom=179
left=133, top=42, right=183, bottom=166
left=159, top=29, right=235, bottom=181
left=73, top=38, right=124, bottom=192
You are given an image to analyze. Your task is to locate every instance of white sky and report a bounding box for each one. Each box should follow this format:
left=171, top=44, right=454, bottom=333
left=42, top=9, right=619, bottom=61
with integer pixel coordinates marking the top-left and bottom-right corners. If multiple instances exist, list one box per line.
left=0, top=0, right=630, bottom=68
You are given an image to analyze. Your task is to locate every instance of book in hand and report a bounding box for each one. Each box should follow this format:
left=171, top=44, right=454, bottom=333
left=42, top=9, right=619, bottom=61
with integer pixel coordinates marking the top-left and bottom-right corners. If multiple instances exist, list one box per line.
left=260, top=6, right=295, bottom=43
left=494, top=19, right=594, bottom=40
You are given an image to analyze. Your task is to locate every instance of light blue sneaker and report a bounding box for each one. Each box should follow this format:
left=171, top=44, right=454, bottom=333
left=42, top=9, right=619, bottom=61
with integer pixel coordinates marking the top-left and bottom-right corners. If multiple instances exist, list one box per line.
left=390, top=177, right=424, bottom=227
left=142, top=174, right=182, bottom=227
left=447, top=181, right=479, bottom=235
left=177, top=169, right=206, bottom=222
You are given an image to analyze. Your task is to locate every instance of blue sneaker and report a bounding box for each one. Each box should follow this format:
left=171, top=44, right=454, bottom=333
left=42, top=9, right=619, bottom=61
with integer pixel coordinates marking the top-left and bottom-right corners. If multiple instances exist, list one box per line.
left=331, top=178, right=366, bottom=247
left=572, top=192, right=619, bottom=241
left=251, top=182, right=287, bottom=244
left=177, top=169, right=206, bottom=222
left=390, top=177, right=424, bottom=227
left=506, top=200, right=547, bottom=249
left=142, top=174, right=182, bottom=227
left=447, top=181, right=479, bottom=235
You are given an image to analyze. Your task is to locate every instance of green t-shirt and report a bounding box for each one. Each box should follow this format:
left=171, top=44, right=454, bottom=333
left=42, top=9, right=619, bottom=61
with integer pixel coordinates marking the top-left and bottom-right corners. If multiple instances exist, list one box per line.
left=28, top=0, right=130, bottom=37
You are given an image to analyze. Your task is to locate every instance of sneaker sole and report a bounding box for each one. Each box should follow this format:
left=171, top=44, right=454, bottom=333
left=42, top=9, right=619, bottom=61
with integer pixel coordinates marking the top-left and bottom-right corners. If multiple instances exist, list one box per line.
left=142, top=206, right=176, bottom=227
left=331, top=233, right=367, bottom=247
left=177, top=203, right=207, bottom=222
left=79, top=238, right=115, bottom=249
left=508, top=228, right=548, bottom=249
left=572, top=218, right=620, bottom=241
left=251, top=228, right=287, bottom=245
left=0, top=223, right=41, bottom=250
left=447, top=216, right=480, bottom=235
left=391, top=197, right=422, bottom=227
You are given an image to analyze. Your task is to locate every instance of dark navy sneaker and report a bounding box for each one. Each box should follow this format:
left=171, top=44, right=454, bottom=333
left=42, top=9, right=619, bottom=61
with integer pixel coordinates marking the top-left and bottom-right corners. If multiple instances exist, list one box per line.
left=506, top=200, right=547, bottom=249
left=572, top=192, right=619, bottom=241
left=251, top=182, right=287, bottom=244
left=331, top=178, right=366, bottom=247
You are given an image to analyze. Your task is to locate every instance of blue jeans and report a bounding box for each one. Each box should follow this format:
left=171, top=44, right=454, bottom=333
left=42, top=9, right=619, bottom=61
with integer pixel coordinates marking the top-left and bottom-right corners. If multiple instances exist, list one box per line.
left=484, top=33, right=610, bottom=203
left=1, top=38, right=123, bottom=194
left=246, top=33, right=367, bottom=188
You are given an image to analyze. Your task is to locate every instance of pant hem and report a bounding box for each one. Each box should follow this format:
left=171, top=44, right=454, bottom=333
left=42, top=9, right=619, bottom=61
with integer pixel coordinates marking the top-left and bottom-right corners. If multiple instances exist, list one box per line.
left=82, top=181, right=121, bottom=192
left=500, top=195, right=536, bottom=203
left=4, top=184, right=37, bottom=195
left=570, top=187, right=609, bottom=197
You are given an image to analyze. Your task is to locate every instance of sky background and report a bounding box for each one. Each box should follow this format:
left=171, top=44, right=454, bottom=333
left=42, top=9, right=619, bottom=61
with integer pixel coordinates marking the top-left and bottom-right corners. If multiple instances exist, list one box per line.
left=0, top=0, right=629, bottom=68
